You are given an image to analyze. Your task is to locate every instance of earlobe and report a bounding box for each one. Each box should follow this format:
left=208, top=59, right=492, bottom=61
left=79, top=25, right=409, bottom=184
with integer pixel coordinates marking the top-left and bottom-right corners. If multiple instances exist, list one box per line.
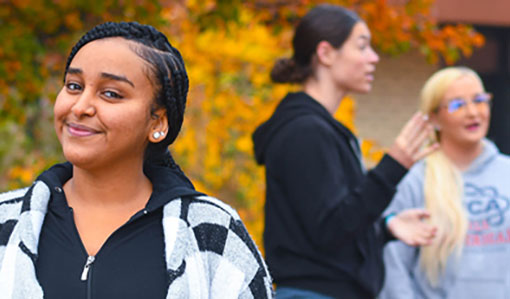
left=148, top=108, right=169, bottom=143
left=429, top=113, right=441, bottom=131
left=152, top=131, right=165, bottom=140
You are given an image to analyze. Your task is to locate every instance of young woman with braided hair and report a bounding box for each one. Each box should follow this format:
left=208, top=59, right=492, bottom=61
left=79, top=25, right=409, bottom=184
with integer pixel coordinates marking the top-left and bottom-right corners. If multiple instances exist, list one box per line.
left=0, top=22, right=272, bottom=299
left=252, top=4, right=437, bottom=298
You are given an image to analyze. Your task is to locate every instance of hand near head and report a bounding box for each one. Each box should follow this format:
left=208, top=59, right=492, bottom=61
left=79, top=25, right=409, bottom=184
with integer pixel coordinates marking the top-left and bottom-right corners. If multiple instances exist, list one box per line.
left=387, top=209, right=437, bottom=247
left=388, top=112, right=439, bottom=169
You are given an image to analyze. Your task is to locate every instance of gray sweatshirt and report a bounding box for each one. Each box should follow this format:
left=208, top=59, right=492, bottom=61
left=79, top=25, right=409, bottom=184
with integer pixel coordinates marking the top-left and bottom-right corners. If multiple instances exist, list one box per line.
left=379, top=139, right=510, bottom=299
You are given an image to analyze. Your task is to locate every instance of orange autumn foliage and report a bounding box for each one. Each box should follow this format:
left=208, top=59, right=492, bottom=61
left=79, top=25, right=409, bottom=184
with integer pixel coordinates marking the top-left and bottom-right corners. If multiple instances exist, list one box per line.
left=1, top=0, right=483, bottom=250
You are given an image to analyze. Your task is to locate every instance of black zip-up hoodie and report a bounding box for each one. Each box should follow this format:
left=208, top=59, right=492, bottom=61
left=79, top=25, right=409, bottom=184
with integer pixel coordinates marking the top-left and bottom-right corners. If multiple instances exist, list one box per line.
left=253, top=92, right=407, bottom=298
left=35, top=162, right=202, bottom=299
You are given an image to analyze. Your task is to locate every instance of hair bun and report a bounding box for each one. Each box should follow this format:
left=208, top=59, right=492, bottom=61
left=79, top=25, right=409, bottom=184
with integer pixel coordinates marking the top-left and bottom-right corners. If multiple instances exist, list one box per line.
left=270, top=57, right=310, bottom=84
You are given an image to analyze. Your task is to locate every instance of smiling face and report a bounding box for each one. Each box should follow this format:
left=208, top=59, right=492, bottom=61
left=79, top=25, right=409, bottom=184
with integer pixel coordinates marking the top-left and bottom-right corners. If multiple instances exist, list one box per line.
left=54, top=37, right=166, bottom=170
left=328, top=22, right=379, bottom=94
left=432, top=75, right=490, bottom=148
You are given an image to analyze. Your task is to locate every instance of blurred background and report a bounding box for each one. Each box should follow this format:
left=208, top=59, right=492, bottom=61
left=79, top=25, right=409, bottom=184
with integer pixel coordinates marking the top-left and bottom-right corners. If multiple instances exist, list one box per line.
left=1, top=0, right=507, bottom=248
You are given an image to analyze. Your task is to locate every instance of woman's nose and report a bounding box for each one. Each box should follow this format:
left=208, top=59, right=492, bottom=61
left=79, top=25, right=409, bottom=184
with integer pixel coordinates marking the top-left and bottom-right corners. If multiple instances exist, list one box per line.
left=369, top=47, right=379, bottom=64
left=71, top=91, right=96, bottom=117
left=464, top=100, right=479, bottom=116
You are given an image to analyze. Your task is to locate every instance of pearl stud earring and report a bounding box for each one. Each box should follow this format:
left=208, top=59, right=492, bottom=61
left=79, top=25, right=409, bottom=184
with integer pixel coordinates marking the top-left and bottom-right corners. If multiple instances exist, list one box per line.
left=153, top=131, right=163, bottom=139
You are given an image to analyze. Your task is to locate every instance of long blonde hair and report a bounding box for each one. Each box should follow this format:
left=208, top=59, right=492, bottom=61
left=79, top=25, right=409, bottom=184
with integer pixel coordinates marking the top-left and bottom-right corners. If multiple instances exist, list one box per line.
left=419, top=67, right=484, bottom=286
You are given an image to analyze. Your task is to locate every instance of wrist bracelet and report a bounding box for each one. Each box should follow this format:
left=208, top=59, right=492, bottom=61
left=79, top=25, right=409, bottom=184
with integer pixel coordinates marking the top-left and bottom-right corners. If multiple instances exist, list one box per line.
left=385, top=212, right=397, bottom=227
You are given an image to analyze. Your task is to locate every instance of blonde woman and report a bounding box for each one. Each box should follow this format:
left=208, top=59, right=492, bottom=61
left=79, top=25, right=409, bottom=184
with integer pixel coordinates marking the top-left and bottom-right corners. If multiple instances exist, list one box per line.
left=379, top=66, right=510, bottom=299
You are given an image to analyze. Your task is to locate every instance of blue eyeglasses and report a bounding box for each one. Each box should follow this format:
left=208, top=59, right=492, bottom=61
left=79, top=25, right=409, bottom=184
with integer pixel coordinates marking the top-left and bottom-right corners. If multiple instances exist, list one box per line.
left=439, top=93, right=492, bottom=114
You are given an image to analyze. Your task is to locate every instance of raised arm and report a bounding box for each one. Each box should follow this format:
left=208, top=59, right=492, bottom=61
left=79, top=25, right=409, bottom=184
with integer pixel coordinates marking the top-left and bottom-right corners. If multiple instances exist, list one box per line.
left=266, top=116, right=407, bottom=249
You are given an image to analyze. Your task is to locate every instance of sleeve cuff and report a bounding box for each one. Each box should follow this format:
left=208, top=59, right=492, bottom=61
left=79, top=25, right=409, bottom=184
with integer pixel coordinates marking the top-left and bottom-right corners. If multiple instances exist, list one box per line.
left=372, top=154, right=408, bottom=188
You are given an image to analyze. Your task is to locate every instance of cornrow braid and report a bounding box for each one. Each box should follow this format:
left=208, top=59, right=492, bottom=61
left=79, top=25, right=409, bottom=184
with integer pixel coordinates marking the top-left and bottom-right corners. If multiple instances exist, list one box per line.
left=64, top=21, right=189, bottom=169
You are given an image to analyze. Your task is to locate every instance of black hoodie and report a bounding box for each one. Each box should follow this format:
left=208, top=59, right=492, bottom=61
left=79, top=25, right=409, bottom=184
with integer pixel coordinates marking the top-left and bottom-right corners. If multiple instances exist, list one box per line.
left=34, top=162, right=203, bottom=299
left=253, top=92, right=407, bottom=298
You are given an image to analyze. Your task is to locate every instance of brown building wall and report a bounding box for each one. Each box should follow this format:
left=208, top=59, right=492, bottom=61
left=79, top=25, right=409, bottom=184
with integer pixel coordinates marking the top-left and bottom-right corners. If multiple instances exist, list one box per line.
left=433, top=0, right=510, bottom=26
left=354, top=51, right=437, bottom=148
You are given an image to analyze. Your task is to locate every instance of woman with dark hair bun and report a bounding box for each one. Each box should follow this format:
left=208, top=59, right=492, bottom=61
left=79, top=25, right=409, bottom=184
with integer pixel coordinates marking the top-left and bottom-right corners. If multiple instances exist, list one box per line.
left=253, top=4, right=437, bottom=298
left=0, top=22, right=272, bottom=298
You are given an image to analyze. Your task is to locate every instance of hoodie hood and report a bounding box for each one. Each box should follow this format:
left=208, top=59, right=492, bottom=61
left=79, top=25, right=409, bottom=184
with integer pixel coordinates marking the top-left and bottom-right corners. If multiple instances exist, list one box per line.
left=252, top=91, right=357, bottom=165
left=144, top=163, right=203, bottom=211
left=464, top=138, right=499, bottom=175
left=38, top=162, right=203, bottom=212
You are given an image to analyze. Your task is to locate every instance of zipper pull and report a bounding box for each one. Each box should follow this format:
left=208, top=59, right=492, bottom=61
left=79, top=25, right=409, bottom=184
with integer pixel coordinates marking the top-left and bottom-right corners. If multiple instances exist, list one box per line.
left=81, top=256, right=95, bottom=281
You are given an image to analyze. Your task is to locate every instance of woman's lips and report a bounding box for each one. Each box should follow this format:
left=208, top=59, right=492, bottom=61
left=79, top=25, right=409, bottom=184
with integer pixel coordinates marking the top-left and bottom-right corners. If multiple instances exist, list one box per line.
left=366, top=71, right=375, bottom=82
left=466, top=123, right=480, bottom=131
left=67, top=123, right=99, bottom=137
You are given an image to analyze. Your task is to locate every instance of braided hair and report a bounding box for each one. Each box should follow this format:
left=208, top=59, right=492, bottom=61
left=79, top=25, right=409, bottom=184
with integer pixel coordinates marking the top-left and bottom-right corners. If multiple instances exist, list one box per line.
left=64, top=22, right=188, bottom=169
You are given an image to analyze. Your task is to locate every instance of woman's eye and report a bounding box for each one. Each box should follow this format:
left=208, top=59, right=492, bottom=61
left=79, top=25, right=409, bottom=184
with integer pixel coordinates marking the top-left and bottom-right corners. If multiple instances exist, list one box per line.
left=66, top=82, right=82, bottom=91
left=474, top=94, right=490, bottom=104
left=103, top=90, right=123, bottom=99
left=447, top=99, right=466, bottom=113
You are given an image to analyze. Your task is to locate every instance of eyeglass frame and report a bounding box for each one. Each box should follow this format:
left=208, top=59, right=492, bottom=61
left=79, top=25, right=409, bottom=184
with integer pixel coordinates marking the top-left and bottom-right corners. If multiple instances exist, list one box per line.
left=436, top=92, right=493, bottom=114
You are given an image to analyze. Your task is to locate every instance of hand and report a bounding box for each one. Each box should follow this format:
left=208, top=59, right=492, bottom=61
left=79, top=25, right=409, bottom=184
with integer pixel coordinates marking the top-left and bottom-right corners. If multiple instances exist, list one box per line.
left=387, top=209, right=437, bottom=246
left=388, top=112, right=439, bottom=169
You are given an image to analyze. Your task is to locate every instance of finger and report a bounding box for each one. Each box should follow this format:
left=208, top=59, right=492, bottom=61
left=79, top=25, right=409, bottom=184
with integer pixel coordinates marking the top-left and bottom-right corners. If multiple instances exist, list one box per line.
left=404, top=208, right=430, bottom=219
left=413, top=226, right=438, bottom=241
left=405, top=240, right=418, bottom=247
left=414, top=235, right=434, bottom=246
left=427, top=225, right=438, bottom=236
left=430, top=226, right=438, bottom=235
left=406, top=237, right=425, bottom=247
left=413, top=237, right=427, bottom=246
left=404, top=114, right=430, bottom=143
left=423, top=226, right=439, bottom=240
left=408, top=124, right=435, bottom=154
left=419, top=228, right=436, bottom=239
left=421, top=238, right=434, bottom=246
left=417, top=210, right=431, bottom=220
left=413, top=142, right=440, bottom=161
left=412, top=140, right=440, bottom=162
left=398, top=112, right=425, bottom=141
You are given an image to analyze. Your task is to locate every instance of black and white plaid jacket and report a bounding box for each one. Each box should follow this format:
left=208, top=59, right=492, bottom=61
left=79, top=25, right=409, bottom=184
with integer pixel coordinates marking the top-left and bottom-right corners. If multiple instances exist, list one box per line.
left=0, top=178, right=273, bottom=298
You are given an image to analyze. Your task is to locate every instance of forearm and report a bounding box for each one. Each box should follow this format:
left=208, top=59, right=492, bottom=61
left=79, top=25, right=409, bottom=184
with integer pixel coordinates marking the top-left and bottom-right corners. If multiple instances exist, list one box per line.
left=301, top=155, right=407, bottom=249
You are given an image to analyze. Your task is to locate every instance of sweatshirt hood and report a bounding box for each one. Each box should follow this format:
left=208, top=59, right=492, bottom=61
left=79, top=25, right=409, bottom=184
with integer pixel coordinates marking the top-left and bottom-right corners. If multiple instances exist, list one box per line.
left=38, top=161, right=203, bottom=212
left=464, top=138, right=499, bottom=175
left=252, top=91, right=353, bottom=165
